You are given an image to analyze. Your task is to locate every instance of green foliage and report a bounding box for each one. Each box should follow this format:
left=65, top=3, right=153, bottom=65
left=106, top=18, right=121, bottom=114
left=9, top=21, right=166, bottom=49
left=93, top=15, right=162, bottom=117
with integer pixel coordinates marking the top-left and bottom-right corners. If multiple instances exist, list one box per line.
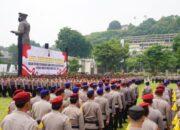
left=8, top=44, right=18, bottom=65
left=173, top=33, right=180, bottom=51
left=173, top=33, right=180, bottom=68
left=132, top=18, right=156, bottom=35
left=0, top=51, right=4, bottom=63
left=93, top=39, right=129, bottom=72
left=30, top=40, right=41, bottom=47
left=140, top=45, right=177, bottom=73
left=107, top=20, right=121, bottom=30
left=56, top=27, right=92, bottom=58
left=69, top=58, right=81, bottom=74
left=125, top=57, right=140, bottom=72
left=87, top=15, right=180, bottom=45
left=125, top=44, right=178, bottom=74
left=86, top=30, right=127, bottom=46
left=0, top=52, right=3, bottom=57
left=150, top=16, right=180, bottom=34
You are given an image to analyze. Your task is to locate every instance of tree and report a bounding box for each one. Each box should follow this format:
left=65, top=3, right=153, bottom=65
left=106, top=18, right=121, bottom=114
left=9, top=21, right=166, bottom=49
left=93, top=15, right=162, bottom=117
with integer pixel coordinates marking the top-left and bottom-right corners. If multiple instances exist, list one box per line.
left=141, top=45, right=177, bottom=73
left=173, top=34, right=180, bottom=51
left=151, top=15, right=180, bottom=34
left=134, top=18, right=156, bottom=35
left=8, top=44, right=18, bottom=65
left=69, top=58, right=81, bottom=74
left=87, top=15, right=180, bottom=46
left=162, top=49, right=177, bottom=71
left=30, top=40, right=41, bottom=47
left=173, top=33, right=180, bottom=68
left=107, top=20, right=121, bottom=30
left=0, top=51, right=3, bottom=57
left=125, top=57, right=139, bottom=72
left=0, top=51, right=4, bottom=63
left=56, top=27, right=92, bottom=58
left=93, top=39, right=129, bottom=73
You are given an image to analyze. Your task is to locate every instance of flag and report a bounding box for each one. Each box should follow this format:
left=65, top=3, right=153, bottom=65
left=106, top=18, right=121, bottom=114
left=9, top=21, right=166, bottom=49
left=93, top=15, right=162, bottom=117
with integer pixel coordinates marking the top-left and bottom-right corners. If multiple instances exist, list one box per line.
left=172, top=90, right=177, bottom=102
left=172, top=102, right=177, bottom=112
left=172, top=114, right=178, bottom=125
left=173, top=119, right=180, bottom=130
left=126, top=124, right=130, bottom=130
left=39, top=122, right=43, bottom=129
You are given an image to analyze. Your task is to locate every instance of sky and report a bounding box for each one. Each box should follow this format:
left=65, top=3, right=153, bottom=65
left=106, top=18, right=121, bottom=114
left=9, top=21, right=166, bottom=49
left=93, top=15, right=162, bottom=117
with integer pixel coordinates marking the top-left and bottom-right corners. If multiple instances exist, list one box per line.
left=0, top=0, right=180, bottom=47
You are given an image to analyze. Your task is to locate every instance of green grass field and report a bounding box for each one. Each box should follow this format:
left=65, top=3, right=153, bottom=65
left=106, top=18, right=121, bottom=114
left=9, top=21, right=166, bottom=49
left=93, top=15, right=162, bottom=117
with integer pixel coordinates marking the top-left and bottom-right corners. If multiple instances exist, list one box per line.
left=0, top=82, right=177, bottom=130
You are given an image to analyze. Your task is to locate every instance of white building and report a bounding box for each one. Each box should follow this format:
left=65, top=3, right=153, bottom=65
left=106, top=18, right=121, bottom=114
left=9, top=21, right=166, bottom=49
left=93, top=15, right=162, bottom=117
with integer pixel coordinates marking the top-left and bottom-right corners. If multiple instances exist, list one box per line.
left=78, top=58, right=97, bottom=74
left=120, top=33, right=177, bottom=54
left=68, top=57, right=98, bottom=74
left=121, top=24, right=129, bottom=30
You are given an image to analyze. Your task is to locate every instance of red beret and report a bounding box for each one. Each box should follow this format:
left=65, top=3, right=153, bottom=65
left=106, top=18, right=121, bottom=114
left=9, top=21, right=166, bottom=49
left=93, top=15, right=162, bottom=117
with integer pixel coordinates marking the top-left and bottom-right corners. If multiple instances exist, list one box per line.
left=102, top=78, right=106, bottom=82
left=116, top=85, right=120, bottom=89
left=14, top=89, right=24, bottom=96
left=157, top=85, right=165, bottom=91
left=13, top=92, right=30, bottom=103
left=155, top=88, right=164, bottom=94
left=121, top=83, right=125, bottom=87
left=51, top=96, right=63, bottom=105
left=90, top=82, right=94, bottom=87
left=139, top=102, right=149, bottom=108
left=106, top=79, right=110, bottom=82
left=55, top=87, right=64, bottom=94
left=70, top=93, right=79, bottom=98
left=75, top=83, right=81, bottom=87
left=111, top=80, right=117, bottom=84
left=142, top=94, right=154, bottom=102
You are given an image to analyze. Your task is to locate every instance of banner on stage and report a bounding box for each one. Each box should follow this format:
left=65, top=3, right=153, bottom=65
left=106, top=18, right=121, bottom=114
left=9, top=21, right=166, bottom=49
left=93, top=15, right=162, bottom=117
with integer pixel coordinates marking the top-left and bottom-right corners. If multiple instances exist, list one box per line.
left=22, top=44, right=67, bottom=76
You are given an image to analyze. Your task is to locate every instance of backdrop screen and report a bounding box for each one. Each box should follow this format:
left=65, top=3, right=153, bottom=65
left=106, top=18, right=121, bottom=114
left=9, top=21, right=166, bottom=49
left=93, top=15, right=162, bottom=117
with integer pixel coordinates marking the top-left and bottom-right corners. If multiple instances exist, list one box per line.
left=22, top=44, right=67, bottom=76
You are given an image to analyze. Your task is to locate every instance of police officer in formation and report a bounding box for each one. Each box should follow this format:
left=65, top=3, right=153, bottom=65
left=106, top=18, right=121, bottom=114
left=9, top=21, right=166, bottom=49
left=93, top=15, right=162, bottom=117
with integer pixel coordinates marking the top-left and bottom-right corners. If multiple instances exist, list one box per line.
left=62, top=93, right=84, bottom=130
left=131, top=80, right=180, bottom=130
left=1, top=76, right=180, bottom=130
left=1, top=91, right=38, bottom=130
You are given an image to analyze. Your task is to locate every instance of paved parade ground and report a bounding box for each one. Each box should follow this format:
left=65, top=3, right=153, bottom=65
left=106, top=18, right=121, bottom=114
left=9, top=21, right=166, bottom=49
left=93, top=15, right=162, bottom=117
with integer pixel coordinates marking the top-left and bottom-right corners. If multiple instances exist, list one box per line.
left=0, top=82, right=177, bottom=130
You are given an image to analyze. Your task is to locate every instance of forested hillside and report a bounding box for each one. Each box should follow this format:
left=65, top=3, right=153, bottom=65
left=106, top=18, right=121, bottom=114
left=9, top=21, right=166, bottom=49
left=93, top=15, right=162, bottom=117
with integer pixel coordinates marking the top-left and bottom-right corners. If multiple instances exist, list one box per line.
left=86, top=15, right=180, bottom=45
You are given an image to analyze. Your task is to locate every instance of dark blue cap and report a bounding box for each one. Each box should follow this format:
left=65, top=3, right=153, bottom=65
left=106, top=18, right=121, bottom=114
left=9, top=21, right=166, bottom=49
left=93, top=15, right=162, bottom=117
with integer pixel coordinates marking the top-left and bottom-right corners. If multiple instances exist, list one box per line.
left=132, top=79, right=135, bottom=83
left=105, top=86, right=110, bottom=91
left=36, top=87, right=43, bottom=92
left=118, top=80, right=122, bottom=83
left=111, top=84, right=117, bottom=89
left=82, top=82, right=88, bottom=85
left=145, top=81, right=150, bottom=85
left=64, top=82, right=71, bottom=87
left=87, top=90, right=94, bottom=95
left=97, top=88, right=103, bottom=94
left=128, top=80, right=132, bottom=84
left=72, top=86, right=79, bottom=93
left=163, top=81, right=169, bottom=86
left=92, top=83, right=97, bottom=88
left=40, top=89, right=49, bottom=96
left=98, top=82, right=103, bottom=86
left=82, top=85, right=89, bottom=89
left=128, top=106, right=144, bottom=120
